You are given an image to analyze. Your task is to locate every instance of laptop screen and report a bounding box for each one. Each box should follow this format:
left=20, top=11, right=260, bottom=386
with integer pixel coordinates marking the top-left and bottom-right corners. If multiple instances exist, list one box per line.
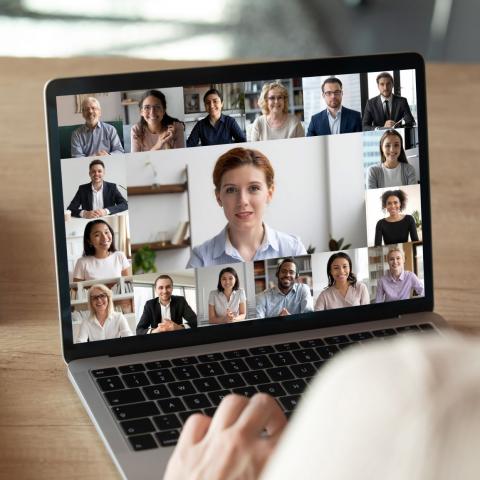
left=46, top=54, right=432, bottom=361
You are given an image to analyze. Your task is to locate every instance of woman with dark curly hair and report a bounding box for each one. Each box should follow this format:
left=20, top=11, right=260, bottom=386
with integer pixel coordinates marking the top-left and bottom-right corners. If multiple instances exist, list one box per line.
left=314, top=252, right=369, bottom=311
left=374, top=189, right=419, bottom=246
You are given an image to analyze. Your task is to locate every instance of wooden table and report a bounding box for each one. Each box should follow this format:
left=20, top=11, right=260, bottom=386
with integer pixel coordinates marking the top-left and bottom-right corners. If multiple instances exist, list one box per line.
left=0, top=57, right=479, bottom=479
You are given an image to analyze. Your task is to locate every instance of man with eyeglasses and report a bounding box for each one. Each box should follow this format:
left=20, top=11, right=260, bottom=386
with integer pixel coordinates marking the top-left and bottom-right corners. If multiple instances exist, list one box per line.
left=71, top=97, right=124, bottom=157
left=362, top=72, right=415, bottom=131
left=255, top=258, right=313, bottom=318
left=307, top=77, right=362, bottom=137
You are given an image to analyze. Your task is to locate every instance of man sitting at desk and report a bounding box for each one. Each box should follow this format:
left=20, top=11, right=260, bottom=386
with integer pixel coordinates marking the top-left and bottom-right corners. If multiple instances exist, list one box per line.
left=307, top=77, right=362, bottom=137
left=66, top=159, right=128, bottom=219
left=256, top=257, right=313, bottom=318
left=362, top=72, right=416, bottom=131
left=71, top=97, right=124, bottom=157
left=136, top=275, right=198, bottom=334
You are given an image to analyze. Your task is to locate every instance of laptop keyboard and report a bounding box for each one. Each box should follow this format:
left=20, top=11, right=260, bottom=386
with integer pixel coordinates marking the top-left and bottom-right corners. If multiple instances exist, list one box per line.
left=91, top=323, right=435, bottom=451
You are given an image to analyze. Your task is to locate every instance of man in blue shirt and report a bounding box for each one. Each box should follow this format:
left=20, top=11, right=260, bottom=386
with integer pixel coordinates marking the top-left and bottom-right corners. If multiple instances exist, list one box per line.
left=307, top=77, right=362, bottom=137
left=255, top=257, right=313, bottom=318
left=186, top=88, right=246, bottom=147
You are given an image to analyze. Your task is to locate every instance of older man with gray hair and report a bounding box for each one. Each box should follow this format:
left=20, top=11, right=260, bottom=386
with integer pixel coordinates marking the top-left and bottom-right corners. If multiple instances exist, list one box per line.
left=71, top=97, right=124, bottom=157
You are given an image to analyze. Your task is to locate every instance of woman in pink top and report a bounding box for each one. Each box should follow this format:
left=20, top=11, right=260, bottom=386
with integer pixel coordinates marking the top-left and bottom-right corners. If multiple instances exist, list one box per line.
left=315, top=252, right=369, bottom=311
left=130, top=89, right=185, bottom=152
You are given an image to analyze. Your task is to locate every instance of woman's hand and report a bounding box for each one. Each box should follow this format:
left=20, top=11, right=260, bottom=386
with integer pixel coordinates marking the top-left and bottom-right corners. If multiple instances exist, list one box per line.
left=153, top=125, right=175, bottom=150
left=164, top=393, right=286, bottom=480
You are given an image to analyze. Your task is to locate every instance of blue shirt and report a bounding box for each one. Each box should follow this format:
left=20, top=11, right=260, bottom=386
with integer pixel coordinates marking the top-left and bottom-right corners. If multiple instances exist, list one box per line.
left=186, top=224, right=307, bottom=268
left=327, top=107, right=342, bottom=135
left=71, top=121, right=124, bottom=158
left=186, top=114, right=246, bottom=147
left=255, top=283, right=313, bottom=318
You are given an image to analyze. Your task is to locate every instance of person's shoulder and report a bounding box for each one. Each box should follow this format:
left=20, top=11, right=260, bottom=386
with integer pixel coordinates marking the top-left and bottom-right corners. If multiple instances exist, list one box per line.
left=131, top=123, right=142, bottom=134
left=310, top=110, right=326, bottom=121
left=72, top=124, right=87, bottom=135
left=342, top=106, right=361, bottom=116
left=269, top=228, right=306, bottom=254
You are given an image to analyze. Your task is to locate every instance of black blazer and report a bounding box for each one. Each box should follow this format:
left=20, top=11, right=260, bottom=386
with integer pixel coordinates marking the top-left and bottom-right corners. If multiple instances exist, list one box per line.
left=67, top=181, right=128, bottom=217
left=136, top=296, right=198, bottom=334
left=362, top=94, right=415, bottom=131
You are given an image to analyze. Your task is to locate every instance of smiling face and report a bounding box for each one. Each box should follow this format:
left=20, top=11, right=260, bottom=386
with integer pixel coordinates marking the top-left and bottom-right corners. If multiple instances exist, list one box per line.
left=220, top=272, right=236, bottom=292
left=89, top=222, right=112, bottom=254
left=388, top=250, right=405, bottom=275
left=267, top=87, right=286, bottom=115
left=216, top=164, right=274, bottom=232
left=205, top=93, right=223, bottom=120
left=89, top=287, right=109, bottom=315
left=277, top=262, right=297, bottom=291
left=330, top=257, right=350, bottom=285
left=381, top=134, right=401, bottom=165
left=140, top=95, right=165, bottom=129
left=89, top=163, right=105, bottom=186
left=385, top=195, right=402, bottom=217
left=378, top=77, right=393, bottom=97
left=82, top=99, right=101, bottom=128
left=155, top=278, right=173, bottom=305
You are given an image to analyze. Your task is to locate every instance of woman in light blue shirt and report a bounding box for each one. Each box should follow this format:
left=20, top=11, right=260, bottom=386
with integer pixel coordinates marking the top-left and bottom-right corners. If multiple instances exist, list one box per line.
left=187, top=147, right=306, bottom=268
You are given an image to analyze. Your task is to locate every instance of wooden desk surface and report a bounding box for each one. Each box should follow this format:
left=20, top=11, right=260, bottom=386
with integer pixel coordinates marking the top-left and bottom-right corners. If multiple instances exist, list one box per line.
left=0, top=57, right=479, bottom=479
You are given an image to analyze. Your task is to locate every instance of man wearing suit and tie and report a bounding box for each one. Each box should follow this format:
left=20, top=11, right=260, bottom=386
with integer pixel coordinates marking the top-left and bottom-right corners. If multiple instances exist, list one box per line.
left=136, top=275, right=198, bottom=334
left=307, top=77, right=362, bottom=137
left=67, top=159, right=128, bottom=218
left=362, top=72, right=416, bottom=131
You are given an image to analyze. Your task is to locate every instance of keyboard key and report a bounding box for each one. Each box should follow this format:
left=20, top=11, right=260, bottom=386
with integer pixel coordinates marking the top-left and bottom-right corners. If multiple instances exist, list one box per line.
left=197, top=362, right=225, bottom=377
left=348, top=331, right=373, bottom=341
left=282, top=379, right=307, bottom=395
left=156, top=430, right=180, bottom=447
left=232, top=386, right=258, bottom=398
left=153, top=414, right=181, bottom=431
left=218, top=373, right=246, bottom=389
left=113, top=401, right=159, bottom=421
left=372, top=328, right=396, bottom=337
left=172, top=356, right=198, bottom=366
left=178, top=410, right=203, bottom=423
left=172, top=365, right=200, bottom=380
left=143, top=385, right=170, bottom=400
left=198, top=352, right=224, bottom=362
left=299, top=338, right=325, bottom=348
left=221, top=359, right=249, bottom=373
left=145, top=359, right=172, bottom=370
left=204, top=407, right=217, bottom=417
left=97, top=376, right=124, bottom=392
left=245, top=355, right=273, bottom=370
left=129, top=434, right=158, bottom=451
left=242, top=370, right=270, bottom=385
left=147, top=369, right=175, bottom=384
left=257, top=383, right=286, bottom=397
left=279, top=395, right=301, bottom=411
left=291, top=363, right=317, bottom=378
left=121, top=418, right=155, bottom=436
left=158, top=397, right=186, bottom=414
left=224, top=349, right=249, bottom=359
left=208, top=390, right=231, bottom=406
left=91, top=367, right=118, bottom=378
left=292, top=349, right=320, bottom=363
left=315, top=345, right=339, bottom=360
left=104, top=388, right=145, bottom=406
left=312, top=361, right=324, bottom=370
left=274, top=342, right=300, bottom=352
left=183, top=393, right=211, bottom=410
left=192, top=377, right=222, bottom=393
left=396, top=325, right=420, bottom=333
left=168, top=380, right=196, bottom=396
left=419, top=323, right=434, bottom=331
left=269, top=352, right=297, bottom=366
left=266, top=366, right=294, bottom=382
left=337, top=342, right=356, bottom=351
left=119, top=363, right=145, bottom=374
left=324, top=335, right=349, bottom=345
left=249, top=345, right=275, bottom=355
left=122, top=373, right=150, bottom=388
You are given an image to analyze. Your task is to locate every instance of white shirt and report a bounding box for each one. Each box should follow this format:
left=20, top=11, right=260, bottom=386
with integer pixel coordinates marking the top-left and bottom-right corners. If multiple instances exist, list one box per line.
left=159, top=300, right=172, bottom=321
left=73, top=251, right=130, bottom=281
left=76, top=311, right=133, bottom=342
left=208, top=289, right=246, bottom=317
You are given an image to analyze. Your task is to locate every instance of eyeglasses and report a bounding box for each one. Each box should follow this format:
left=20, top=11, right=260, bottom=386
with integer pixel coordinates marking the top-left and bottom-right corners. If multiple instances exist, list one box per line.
left=91, top=293, right=108, bottom=301
left=267, top=95, right=285, bottom=101
left=323, top=90, right=342, bottom=97
left=142, top=104, right=164, bottom=112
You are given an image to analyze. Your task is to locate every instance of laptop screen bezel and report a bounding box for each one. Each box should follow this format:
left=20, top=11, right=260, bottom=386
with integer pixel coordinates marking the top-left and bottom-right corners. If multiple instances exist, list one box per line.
left=45, top=52, right=433, bottom=363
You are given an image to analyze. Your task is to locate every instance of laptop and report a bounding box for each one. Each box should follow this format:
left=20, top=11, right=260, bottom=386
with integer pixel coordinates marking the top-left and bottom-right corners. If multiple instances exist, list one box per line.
left=44, top=52, right=447, bottom=479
